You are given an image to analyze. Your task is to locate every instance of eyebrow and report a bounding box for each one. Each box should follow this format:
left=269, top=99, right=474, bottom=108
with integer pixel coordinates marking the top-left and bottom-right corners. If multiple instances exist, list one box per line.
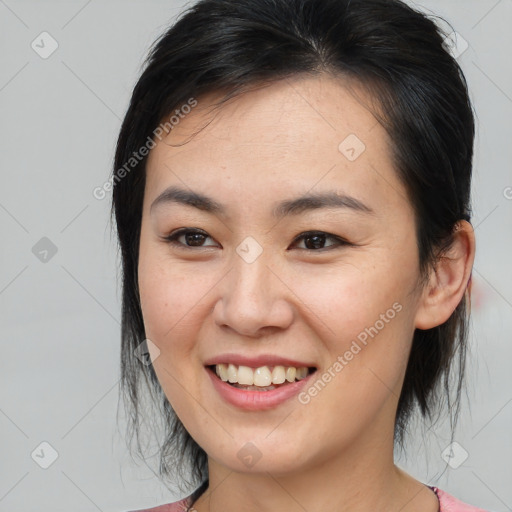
left=150, top=185, right=374, bottom=218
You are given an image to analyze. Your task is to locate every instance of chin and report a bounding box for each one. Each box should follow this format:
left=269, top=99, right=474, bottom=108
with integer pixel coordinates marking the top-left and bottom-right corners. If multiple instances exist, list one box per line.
left=203, top=435, right=313, bottom=476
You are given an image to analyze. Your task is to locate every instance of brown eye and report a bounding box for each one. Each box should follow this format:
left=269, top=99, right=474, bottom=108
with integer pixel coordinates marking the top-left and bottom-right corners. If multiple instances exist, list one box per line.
left=291, top=231, right=349, bottom=251
left=165, top=228, right=219, bottom=248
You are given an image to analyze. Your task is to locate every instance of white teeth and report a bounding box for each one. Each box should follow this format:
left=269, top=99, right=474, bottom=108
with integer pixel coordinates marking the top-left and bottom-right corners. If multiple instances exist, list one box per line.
left=213, top=363, right=311, bottom=387
left=216, top=363, right=229, bottom=382
left=271, top=365, right=286, bottom=384
left=237, top=365, right=254, bottom=385
left=227, top=363, right=238, bottom=383
left=285, top=367, right=296, bottom=382
left=253, top=366, right=272, bottom=386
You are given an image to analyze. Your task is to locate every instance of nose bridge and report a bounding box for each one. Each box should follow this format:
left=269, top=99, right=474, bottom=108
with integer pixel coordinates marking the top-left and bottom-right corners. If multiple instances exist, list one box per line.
left=214, top=241, right=293, bottom=336
left=233, top=247, right=270, bottom=303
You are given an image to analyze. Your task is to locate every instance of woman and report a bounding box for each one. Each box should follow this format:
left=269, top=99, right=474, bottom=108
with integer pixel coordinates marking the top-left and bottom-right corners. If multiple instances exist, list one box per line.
left=112, top=0, right=489, bottom=510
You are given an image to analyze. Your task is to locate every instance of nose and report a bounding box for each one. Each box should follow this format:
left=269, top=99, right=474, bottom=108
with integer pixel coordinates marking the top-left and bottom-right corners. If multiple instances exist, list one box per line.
left=213, top=250, right=294, bottom=338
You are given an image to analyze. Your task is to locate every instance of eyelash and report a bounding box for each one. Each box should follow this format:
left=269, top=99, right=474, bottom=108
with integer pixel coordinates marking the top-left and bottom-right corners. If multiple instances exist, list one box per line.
left=163, top=228, right=351, bottom=252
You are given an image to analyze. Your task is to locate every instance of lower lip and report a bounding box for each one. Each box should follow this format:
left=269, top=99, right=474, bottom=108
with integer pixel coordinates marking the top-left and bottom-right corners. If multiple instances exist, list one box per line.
left=206, top=366, right=315, bottom=411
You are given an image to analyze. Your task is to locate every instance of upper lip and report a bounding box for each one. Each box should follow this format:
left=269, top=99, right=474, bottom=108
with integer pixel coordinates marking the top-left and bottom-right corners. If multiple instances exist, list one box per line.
left=204, top=353, right=316, bottom=368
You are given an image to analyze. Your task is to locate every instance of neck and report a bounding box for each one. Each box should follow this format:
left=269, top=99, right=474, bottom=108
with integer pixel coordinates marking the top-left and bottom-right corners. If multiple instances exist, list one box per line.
left=191, top=414, right=438, bottom=512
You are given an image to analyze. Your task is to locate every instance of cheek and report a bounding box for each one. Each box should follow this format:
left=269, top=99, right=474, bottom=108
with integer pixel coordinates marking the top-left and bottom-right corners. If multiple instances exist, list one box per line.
left=138, top=243, right=224, bottom=369
left=289, top=254, right=415, bottom=340
left=288, top=259, right=416, bottom=408
left=137, top=254, right=212, bottom=417
left=139, top=234, right=187, bottom=333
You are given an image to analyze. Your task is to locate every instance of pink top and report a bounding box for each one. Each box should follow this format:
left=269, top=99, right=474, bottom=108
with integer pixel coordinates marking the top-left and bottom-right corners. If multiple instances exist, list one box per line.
left=128, top=485, right=490, bottom=512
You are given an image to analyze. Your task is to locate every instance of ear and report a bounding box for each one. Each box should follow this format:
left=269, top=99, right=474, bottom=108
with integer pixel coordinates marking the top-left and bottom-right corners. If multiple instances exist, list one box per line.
left=414, top=220, right=476, bottom=330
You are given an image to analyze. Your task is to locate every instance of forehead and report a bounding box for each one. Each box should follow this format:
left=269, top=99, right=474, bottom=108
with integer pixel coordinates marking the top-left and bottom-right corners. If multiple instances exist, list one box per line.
left=151, top=74, right=382, bottom=151
left=144, top=73, right=409, bottom=218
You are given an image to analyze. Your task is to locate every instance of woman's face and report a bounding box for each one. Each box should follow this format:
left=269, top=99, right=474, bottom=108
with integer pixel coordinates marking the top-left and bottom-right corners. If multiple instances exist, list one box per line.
left=138, top=73, right=424, bottom=475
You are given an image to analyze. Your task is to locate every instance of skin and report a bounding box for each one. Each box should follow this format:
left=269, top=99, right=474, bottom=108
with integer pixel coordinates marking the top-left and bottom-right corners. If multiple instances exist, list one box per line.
left=138, top=73, right=475, bottom=512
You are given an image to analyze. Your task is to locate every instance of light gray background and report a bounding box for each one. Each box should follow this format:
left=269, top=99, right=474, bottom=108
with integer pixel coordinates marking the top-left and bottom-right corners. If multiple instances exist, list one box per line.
left=0, top=1, right=511, bottom=511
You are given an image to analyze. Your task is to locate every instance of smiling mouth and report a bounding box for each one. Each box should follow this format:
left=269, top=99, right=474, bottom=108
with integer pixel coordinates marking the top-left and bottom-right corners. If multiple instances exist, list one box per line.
left=208, top=363, right=317, bottom=391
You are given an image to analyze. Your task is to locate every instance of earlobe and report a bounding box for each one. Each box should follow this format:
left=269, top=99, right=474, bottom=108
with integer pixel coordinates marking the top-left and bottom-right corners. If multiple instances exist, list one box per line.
left=414, top=221, right=475, bottom=330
